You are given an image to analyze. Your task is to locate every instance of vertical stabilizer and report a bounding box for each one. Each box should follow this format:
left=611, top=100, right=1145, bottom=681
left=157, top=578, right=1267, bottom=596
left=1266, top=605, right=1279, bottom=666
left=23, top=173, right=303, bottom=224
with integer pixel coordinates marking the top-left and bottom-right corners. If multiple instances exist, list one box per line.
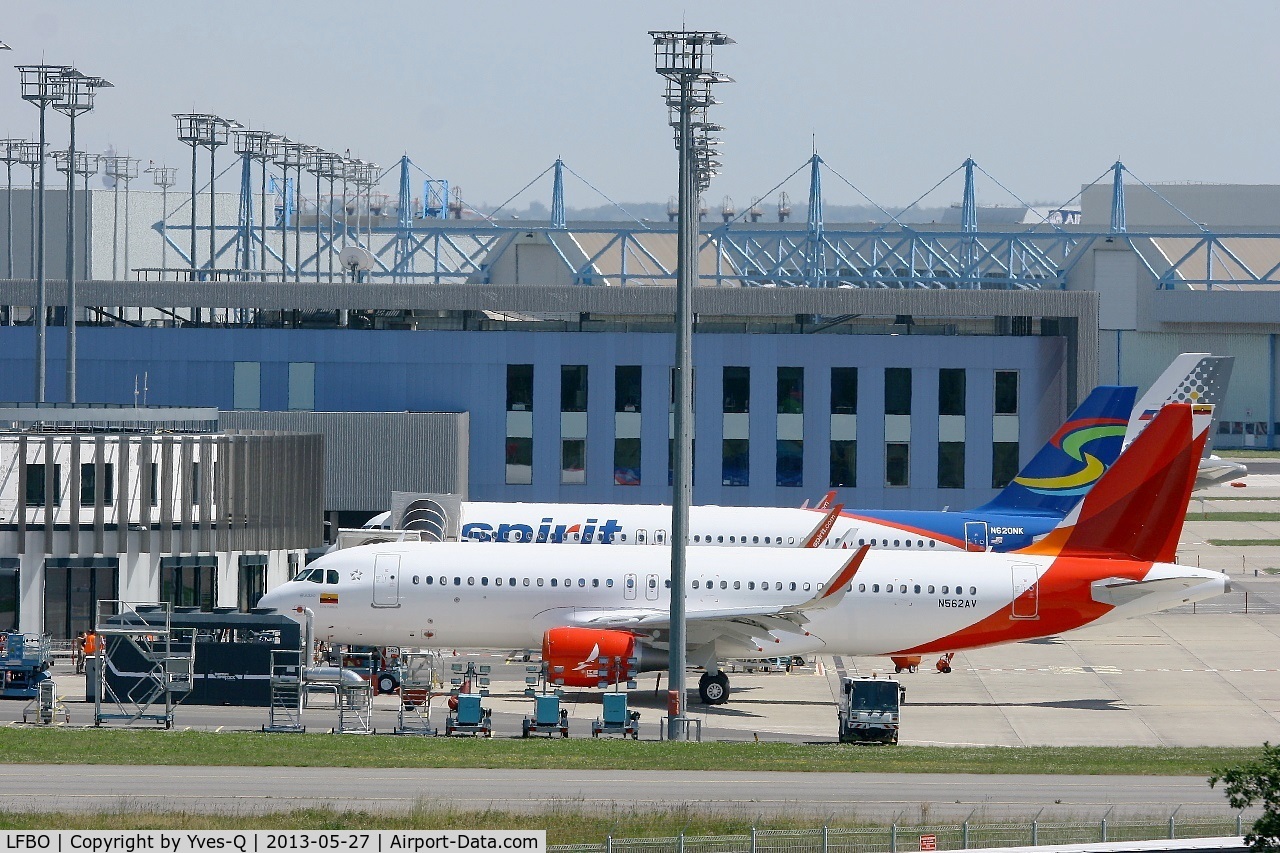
left=977, top=385, right=1136, bottom=516
left=1023, top=403, right=1210, bottom=562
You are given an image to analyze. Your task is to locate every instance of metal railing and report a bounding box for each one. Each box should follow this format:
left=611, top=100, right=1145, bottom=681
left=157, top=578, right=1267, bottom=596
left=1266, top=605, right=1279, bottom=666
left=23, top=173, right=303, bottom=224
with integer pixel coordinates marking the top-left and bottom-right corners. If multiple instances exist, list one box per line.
left=551, top=815, right=1247, bottom=853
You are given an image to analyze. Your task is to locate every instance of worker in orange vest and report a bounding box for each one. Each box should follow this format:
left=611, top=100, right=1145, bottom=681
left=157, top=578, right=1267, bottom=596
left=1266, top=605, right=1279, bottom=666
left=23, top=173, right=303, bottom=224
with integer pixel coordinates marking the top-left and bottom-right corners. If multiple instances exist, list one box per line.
left=82, top=631, right=99, bottom=658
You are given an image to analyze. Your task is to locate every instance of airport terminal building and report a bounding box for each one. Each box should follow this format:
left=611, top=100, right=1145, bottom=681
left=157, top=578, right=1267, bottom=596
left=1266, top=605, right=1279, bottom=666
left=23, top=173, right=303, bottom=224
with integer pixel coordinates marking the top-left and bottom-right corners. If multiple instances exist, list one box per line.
left=0, top=178, right=1278, bottom=528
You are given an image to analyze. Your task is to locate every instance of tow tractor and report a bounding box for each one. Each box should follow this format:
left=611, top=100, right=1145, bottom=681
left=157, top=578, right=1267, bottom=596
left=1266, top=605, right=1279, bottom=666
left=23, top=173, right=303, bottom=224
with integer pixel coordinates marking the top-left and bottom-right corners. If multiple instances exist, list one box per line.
left=837, top=674, right=904, bottom=744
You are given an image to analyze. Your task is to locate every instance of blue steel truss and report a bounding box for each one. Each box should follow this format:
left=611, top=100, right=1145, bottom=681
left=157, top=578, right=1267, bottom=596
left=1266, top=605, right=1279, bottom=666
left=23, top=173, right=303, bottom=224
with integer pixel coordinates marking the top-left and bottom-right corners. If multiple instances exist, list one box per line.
left=148, top=155, right=1280, bottom=291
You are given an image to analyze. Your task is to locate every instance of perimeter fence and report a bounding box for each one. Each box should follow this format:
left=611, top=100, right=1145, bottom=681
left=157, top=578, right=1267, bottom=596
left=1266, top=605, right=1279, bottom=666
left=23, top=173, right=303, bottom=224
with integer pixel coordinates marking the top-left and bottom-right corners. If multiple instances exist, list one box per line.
left=551, top=814, right=1248, bottom=853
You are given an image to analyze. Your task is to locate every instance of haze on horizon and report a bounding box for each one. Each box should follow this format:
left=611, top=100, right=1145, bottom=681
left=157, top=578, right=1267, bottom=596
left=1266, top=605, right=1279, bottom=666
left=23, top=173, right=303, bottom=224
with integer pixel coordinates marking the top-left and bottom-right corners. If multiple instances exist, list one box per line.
left=2, top=2, right=1276, bottom=218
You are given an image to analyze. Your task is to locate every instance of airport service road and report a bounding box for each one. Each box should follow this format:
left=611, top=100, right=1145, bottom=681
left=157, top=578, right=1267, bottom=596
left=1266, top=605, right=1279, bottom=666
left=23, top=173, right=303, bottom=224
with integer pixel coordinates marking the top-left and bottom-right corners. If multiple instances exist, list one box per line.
left=0, top=765, right=1239, bottom=821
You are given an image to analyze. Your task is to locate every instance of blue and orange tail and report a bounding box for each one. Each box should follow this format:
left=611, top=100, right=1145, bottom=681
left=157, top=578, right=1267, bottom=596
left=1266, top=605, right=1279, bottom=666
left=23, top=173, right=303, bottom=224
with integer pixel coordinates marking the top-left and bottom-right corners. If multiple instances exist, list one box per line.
left=976, top=385, right=1137, bottom=517
left=1022, top=403, right=1210, bottom=562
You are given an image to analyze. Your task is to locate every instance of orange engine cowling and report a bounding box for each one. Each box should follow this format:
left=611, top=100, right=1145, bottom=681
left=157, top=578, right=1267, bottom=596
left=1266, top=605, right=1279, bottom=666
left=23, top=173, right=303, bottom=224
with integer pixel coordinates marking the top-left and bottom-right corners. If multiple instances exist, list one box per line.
left=542, top=627, right=640, bottom=688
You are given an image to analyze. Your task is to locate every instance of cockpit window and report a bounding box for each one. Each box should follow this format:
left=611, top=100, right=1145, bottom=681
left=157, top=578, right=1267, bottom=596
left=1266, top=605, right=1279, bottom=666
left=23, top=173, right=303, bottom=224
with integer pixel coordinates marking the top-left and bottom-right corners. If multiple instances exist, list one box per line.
left=326, top=570, right=339, bottom=585
left=296, top=568, right=322, bottom=583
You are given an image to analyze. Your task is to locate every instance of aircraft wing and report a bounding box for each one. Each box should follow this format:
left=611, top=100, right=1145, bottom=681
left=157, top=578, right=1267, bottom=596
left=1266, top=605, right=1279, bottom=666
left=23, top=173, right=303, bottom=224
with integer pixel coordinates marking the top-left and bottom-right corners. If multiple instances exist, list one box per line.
left=564, top=545, right=870, bottom=641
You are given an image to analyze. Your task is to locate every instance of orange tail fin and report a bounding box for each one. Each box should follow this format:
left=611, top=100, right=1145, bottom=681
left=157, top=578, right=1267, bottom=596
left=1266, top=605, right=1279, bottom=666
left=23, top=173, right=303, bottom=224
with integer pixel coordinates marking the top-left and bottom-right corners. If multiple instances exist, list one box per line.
left=1022, top=403, right=1208, bottom=562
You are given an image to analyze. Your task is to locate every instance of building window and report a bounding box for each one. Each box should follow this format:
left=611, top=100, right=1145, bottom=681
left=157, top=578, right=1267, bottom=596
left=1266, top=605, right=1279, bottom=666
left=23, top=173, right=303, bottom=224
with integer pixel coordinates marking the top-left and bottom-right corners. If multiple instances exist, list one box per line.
left=288, top=362, right=315, bottom=411
left=43, top=559, right=119, bottom=640
left=669, top=367, right=696, bottom=412
left=80, top=463, right=115, bottom=506
left=995, top=371, right=1019, bottom=414
left=831, top=368, right=857, bottom=414
left=238, top=556, right=268, bottom=612
left=615, top=366, right=641, bottom=412
left=777, top=440, right=803, bottom=488
left=190, top=461, right=201, bottom=505
left=147, top=462, right=159, bottom=507
left=25, top=464, right=62, bottom=507
left=993, top=442, right=1020, bottom=488
left=561, top=438, right=586, bottom=484
left=162, top=559, right=217, bottom=611
left=723, top=366, right=750, bottom=413
left=561, top=365, right=588, bottom=412
left=722, top=439, right=749, bottom=486
left=506, top=437, right=533, bottom=485
left=830, top=440, right=856, bottom=488
left=507, top=364, right=533, bottom=411
left=232, top=361, right=261, bottom=410
left=614, top=438, right=641, bottom=486
left=939, top=369, right=966, bottom=416
left=885, top=368, right=912, bottom=416
left=885, top=442, right=910, bottom=486
left=777, top=367, right=803, bottom=414
left=938, top=442, right=965, bottom=489
left=0, top=561, right=18, bottom=633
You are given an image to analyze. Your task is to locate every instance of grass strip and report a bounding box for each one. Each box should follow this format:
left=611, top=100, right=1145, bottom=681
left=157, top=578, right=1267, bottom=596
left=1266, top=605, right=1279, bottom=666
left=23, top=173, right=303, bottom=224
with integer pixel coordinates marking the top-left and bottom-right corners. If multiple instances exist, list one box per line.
left=1206, top=539, right=1280, bottom=546
left=0, top=729, right=1259, bottom=776
left=1186, top=512, right=1280, bottom=521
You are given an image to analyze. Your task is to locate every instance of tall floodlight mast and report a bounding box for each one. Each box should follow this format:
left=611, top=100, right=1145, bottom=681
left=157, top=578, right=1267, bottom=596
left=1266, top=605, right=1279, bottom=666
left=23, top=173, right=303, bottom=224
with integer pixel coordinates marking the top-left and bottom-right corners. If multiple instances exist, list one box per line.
left=650, top=28, right=733, bottom=740
left=232, top=129, right=275, bottom=279
left=174, top=114, right=215, bottom=284
left=146, top=165, right=178, bottom=275
left=17, top=64, right=70, bottom=403
left=0, top=139, right=22, bottom=284
left=51, top=69, right=111, bottom=402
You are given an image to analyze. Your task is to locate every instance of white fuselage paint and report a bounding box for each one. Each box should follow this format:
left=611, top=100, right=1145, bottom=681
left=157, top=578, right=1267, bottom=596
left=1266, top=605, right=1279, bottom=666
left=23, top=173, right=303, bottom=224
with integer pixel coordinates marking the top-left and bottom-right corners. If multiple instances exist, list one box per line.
left=452, top=502, right=970, bottom=551
left=259, top=542, right=1228, bottom=657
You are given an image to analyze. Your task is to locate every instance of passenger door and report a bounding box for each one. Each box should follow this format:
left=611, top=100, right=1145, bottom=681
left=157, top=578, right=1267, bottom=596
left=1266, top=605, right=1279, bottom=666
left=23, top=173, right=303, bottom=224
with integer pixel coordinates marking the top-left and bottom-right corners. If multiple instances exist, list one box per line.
left=373, top=554, right=401, bottom=607
left=1010, top=563, right=1039, bottom=619
left=624, top=572, right=637, bottom=601
left=964, top=521, right=989, bottom=552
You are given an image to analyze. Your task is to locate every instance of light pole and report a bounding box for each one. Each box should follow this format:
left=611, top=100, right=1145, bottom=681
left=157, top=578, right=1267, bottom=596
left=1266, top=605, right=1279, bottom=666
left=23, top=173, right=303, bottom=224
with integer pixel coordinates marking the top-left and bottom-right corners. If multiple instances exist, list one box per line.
left=204, top=116, right=233, bottom=275
left=650, top=29, right=732, bottom=740
left=145, top=164, right=177, bottom=275
left=17, top=141, right=42, bottom=276
left=17, top=64, right=70, bottom=403
left=308, top=150, right=339, bottom=284
left=103, top=155, right=139, bottom=281
left=232, top=129, right=274, bottom=279
left=272, top=141, right=308, bottom=284
left=53, top=70, right=110, bottom=402
left=174, top=114, right=215, bottom=281
left=0, top=139, right=22, bottom=283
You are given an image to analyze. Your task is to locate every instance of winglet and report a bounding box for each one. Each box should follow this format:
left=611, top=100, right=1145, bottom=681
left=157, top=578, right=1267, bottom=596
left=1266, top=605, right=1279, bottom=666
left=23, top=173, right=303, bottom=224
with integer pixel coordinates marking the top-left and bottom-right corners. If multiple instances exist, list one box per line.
left=802, top=503, right=844, bottom=549
left=815, top=490, right=837, bottom=511
left=795, top=544, right=870, bottom=612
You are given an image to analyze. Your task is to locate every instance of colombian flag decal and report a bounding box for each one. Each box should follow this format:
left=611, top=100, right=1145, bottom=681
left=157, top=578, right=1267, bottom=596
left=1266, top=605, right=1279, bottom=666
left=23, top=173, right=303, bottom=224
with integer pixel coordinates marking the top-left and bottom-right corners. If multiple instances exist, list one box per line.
left=320, top=592, right=339, bottom=605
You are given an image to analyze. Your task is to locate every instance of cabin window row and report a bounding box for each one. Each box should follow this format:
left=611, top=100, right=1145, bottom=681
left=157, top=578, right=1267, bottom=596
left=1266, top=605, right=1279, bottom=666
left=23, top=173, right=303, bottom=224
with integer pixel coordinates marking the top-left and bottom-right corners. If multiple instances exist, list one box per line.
left=857, top=582, right=977, bottom=596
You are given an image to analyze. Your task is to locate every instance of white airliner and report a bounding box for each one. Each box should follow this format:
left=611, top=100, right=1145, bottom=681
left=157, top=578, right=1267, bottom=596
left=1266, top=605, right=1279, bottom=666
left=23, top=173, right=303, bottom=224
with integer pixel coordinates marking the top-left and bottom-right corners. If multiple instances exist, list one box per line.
left=351, top=354, right=1234, bottom=555
left=261, top=403, right=1228, bottom=705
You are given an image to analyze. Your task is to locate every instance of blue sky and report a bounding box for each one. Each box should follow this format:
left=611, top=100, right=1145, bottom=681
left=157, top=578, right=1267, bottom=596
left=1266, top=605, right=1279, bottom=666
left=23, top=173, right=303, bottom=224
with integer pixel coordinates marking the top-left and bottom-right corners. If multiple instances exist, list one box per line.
left=3, top=2, right=1276, bottom=214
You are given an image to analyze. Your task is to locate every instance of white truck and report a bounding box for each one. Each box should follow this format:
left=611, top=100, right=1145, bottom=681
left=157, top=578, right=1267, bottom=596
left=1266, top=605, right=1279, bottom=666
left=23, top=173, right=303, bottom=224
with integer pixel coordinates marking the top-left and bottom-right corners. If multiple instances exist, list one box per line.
left=837, top=675, right=904, bottom=744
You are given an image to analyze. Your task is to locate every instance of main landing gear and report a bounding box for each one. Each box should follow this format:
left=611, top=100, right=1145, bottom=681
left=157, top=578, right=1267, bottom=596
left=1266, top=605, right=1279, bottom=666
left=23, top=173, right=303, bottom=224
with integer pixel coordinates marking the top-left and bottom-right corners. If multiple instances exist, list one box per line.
left=699, top=671, right=730, bottom=705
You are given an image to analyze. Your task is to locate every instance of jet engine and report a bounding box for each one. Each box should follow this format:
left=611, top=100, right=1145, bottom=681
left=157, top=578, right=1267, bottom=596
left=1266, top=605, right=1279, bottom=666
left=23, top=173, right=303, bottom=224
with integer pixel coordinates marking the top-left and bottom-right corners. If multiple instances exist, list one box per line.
left=541, top=626, right=664, bottom=688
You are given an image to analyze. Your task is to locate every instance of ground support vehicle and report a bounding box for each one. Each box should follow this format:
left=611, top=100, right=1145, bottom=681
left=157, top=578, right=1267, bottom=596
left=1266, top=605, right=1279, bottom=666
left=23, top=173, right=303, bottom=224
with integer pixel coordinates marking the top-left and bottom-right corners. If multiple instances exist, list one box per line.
left=591, top=691, right=639, bottom=738
left=522, top=691, right=569, bottom=738
left=837, top=675, right=903, bottom=744
left=444, top=693, right=492, bottom=737
left=0, top=633, right=52, bottom=699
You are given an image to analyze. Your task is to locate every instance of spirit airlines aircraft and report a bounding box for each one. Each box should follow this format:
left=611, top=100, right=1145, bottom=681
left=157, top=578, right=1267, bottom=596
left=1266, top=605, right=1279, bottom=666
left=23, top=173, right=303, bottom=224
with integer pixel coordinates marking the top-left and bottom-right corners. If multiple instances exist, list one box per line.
left=261, top=403, right=1229, bottom=705
left=358, top=354, right=1232, bottom=554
